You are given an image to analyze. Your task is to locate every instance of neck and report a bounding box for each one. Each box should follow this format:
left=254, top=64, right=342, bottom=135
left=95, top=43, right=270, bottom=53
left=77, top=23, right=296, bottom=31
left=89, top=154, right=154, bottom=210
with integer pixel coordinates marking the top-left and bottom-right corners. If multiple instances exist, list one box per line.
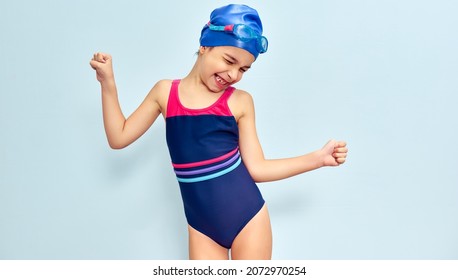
left=181, top=58, right=208, bottom=92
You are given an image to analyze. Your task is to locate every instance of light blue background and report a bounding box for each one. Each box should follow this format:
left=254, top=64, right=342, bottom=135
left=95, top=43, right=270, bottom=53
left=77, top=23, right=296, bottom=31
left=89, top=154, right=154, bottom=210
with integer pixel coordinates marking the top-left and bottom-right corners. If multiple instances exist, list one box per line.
left=1, top=0, right=457, bottom=259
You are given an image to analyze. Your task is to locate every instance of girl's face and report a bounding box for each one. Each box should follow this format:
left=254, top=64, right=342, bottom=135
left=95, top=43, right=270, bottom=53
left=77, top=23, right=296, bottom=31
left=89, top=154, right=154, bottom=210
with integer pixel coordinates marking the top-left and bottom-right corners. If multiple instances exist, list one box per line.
left=199, top=46, right=255, bottom=92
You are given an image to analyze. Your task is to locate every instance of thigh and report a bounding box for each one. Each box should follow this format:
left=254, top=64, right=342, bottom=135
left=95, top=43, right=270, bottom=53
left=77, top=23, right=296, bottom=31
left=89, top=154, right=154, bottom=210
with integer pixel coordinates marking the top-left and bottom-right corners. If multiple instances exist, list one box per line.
left=188, top=225, right=229, bottom=260
left=231, top=204, right=272, bottom=260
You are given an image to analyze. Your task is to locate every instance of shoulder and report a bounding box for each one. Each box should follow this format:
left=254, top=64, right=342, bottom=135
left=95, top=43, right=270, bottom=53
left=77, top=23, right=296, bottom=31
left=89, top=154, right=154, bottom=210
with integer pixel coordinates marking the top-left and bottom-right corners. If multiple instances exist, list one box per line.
left=228, top=88, right=255, bottom=121
left=142, top=79, right=173, bottom=114
left=152, top=79, right=173, bottom=94
left=145, top=79, right=172, bottom=99
left=231, top=88, right=254, bottom=106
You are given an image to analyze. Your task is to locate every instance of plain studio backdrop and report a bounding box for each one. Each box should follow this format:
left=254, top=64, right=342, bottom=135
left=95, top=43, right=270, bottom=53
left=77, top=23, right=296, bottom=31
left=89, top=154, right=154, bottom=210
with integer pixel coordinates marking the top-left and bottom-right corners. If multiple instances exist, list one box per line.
left=1, top=0, right=457, bottom=259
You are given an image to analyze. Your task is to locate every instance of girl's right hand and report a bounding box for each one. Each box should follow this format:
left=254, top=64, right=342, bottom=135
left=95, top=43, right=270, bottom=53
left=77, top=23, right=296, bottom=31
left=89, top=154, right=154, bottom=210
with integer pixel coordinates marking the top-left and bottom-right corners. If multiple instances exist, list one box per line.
left=90, top=52, right=114, bottom=83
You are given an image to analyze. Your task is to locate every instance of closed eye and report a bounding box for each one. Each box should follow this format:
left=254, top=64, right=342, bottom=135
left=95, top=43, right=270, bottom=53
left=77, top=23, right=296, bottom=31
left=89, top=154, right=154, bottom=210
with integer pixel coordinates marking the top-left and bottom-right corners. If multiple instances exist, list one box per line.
left=224, top=58, right=235, bottom=65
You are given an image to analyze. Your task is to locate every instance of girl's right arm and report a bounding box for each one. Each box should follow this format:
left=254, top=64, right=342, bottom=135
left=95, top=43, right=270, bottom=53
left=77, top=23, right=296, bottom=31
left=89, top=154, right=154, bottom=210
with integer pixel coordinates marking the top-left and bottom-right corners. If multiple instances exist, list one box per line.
left=90, top=52, right=168, bottom=149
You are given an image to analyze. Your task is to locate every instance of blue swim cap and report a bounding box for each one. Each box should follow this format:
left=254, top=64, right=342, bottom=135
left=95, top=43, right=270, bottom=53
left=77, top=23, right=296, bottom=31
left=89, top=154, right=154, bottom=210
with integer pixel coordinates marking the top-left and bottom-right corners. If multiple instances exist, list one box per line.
left=200, top=4, right=267, bottom=59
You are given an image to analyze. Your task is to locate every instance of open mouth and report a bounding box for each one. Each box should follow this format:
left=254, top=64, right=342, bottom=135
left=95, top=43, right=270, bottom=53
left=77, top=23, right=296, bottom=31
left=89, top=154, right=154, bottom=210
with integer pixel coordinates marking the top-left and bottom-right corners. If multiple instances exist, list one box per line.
left=215, top=75, right=229, bottom=88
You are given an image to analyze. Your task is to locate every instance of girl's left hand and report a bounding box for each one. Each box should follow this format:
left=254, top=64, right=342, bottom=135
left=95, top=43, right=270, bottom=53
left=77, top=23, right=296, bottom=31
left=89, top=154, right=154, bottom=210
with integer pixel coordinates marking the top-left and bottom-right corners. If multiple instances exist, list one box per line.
left=321, top=140, right=348, bottom=166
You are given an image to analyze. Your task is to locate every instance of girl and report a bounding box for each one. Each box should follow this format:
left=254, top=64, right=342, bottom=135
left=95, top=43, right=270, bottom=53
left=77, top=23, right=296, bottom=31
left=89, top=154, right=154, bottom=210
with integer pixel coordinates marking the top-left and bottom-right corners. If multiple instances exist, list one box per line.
left=90, top=4, right=347, bottom=260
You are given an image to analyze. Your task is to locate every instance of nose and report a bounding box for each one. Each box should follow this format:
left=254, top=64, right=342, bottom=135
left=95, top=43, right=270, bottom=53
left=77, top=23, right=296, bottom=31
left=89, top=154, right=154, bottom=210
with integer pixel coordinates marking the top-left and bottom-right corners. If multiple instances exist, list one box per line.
left=227, top=67, right=239, bottom=82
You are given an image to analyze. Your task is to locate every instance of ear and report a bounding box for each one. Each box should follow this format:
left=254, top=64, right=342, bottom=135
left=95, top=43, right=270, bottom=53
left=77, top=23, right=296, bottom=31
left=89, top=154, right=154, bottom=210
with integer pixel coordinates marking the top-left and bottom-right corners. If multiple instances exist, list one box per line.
left=199, top=46, right=206, bottom=55
left=199, top=46, right=214, bottom=55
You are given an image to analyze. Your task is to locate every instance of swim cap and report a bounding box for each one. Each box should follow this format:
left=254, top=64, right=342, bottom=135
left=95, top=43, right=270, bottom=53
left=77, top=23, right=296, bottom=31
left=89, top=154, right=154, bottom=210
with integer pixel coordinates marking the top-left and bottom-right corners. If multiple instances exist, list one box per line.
left=200, top=4, right=267, bottom=59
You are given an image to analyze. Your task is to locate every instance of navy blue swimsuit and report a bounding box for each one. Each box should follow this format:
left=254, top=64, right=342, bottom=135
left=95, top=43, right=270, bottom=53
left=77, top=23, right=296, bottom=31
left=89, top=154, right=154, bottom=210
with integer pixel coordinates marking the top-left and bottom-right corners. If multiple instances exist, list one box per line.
left=165, top=80, right=265, bottom=249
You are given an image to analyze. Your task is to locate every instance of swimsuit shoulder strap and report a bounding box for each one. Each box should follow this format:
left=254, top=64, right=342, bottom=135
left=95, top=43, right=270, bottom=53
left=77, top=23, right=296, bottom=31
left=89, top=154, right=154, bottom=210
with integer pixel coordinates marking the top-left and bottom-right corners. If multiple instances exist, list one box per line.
left=166, top=79, right=181, bottom=118
left=216, top=86, right=236, bottom=116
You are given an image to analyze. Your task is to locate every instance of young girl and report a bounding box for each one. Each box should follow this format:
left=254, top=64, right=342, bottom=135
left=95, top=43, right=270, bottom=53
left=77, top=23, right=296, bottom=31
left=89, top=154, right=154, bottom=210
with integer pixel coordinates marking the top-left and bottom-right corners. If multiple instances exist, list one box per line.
left=90, top=4, right=347, bottom=260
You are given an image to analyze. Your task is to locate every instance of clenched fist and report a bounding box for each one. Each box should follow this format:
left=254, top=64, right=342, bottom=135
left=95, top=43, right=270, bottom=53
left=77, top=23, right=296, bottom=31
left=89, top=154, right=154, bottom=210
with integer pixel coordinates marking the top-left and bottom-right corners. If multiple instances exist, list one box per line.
left=90, top=52, right=114, bottom=83
left=321, top=140, right=348, bottom=166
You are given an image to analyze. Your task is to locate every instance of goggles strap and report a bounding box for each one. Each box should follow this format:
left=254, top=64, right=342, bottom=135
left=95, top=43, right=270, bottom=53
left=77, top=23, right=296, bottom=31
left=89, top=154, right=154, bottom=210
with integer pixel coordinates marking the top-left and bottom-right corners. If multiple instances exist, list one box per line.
left=224, top=24, right=234, bottom=32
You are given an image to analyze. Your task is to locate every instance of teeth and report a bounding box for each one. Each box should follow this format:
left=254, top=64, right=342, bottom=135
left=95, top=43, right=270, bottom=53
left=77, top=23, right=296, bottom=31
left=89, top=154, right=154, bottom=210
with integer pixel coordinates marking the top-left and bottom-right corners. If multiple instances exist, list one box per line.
left=216, top=75, right=227, bottom=85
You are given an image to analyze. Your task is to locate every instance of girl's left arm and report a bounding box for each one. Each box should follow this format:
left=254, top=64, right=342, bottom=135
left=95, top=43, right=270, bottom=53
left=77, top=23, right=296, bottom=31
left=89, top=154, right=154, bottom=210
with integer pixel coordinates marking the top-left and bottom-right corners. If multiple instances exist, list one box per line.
left=237, top=91, right=347, bottom=183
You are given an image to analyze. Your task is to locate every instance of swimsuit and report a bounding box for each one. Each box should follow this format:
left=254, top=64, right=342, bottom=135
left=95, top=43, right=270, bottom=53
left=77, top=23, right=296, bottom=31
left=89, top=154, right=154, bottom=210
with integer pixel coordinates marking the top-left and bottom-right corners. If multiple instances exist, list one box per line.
left=165, top=80, right=265, bottom=249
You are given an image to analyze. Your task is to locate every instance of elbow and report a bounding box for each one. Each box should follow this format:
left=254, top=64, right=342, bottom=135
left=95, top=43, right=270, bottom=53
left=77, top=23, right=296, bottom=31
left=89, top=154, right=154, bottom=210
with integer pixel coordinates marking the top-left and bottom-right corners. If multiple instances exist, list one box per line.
left=252, top=175, right=270, bottom=183
left=250, top=171, right=262, bottom=183
left=107, top=139, right=128, bottom=150
left=252, top=177, right=265, bottom=183
left=244, top=161, right=268, bottom=183
left=247, top=168, right=268, bottom=183
left=247, top=164, right=284, bottom=183
left=109, top=143, right=125, bottom=150
left=109, top=144, right=125, bottom=150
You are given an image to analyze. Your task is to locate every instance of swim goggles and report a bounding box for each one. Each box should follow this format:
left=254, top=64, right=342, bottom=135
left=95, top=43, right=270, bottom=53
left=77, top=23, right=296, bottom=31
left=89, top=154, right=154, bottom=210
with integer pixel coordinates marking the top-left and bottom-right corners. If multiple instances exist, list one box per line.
left=207, top=23, right=268, bottom=54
